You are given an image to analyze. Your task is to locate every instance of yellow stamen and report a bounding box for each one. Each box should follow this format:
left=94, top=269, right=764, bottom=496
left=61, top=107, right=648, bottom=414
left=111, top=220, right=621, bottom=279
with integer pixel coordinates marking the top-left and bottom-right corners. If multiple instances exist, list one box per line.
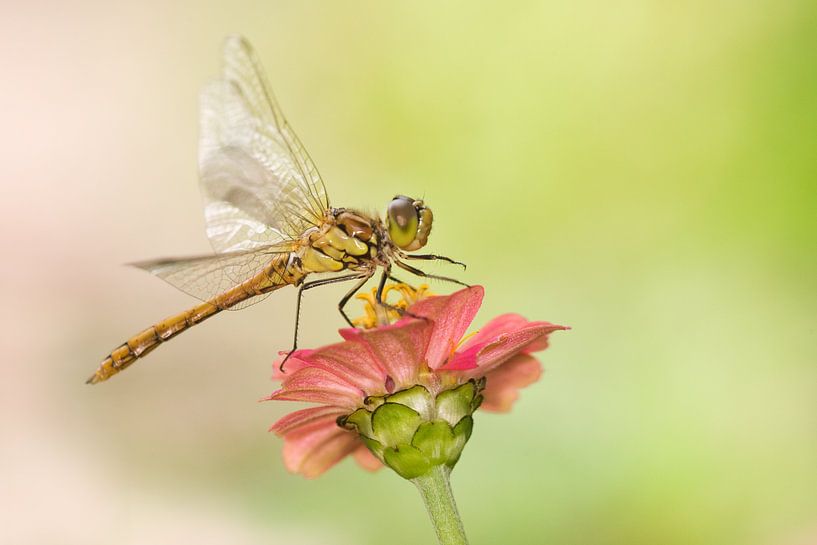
left=456, top=330, right=480, bottom=350
left=446, top=330, right=481, bottom=361
left=352, top=283, right=433, bottom=329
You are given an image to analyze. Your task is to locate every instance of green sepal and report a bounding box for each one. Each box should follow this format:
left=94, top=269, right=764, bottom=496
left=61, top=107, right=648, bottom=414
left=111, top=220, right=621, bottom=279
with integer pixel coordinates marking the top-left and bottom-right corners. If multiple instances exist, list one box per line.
left=412, top=420, right=456, bottom=465
left=386, top=385, right=433, bottom=419
left=383, top=445, right=431, bottom=479
left=371, top=402, right=423, bottom=447
left=363, top=394, right=386, bottom=409
left=435, top=381, right=476, bottom=426
left=453, top=415, right=473, bottom=442
left=446, top=416, right=474, bottom=468
left=342, top=379, right=482, bottom=479
left=472, top=394, right=484, bottom=412
left=342, top=408, right=374, bottom=437
left=361, top=436, right=385, bottom=460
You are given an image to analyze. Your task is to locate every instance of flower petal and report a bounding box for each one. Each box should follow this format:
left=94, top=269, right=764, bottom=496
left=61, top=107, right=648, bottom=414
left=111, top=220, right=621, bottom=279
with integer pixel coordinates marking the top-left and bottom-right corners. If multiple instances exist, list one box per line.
left=265, top=366, right=364, bottom=408
left=272, top=350, right=314, bottom=380
left=524, top=321, right=569, bottom=352
left=459, top=314, right=528, bottom=351
left=342, top=320, right=432, bottom=389
left=480, top=354, right=542, bottom=412
left=453, top=322, right=566, bottom=375
left=280, top=414, right=361, bottom=478
left=459, top=314, right=568, bottom=354
left=352, top=445, right=383, bottom=472
left=444, top=343, right=481, bottom=371
left=270, top=406, right=348, bottom=435
left=408, top=286, right=484, bottom=369
left=297, top=340, right=387, bottom=396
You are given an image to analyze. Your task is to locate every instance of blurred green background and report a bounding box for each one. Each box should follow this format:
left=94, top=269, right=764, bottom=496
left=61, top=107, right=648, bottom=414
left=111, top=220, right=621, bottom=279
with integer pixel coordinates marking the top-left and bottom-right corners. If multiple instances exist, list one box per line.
left=2, top=1, right=816, bottom=544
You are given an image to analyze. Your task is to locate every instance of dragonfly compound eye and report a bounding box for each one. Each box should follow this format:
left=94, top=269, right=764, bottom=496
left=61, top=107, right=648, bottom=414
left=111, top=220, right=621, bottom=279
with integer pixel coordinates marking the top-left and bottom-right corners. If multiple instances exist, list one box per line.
left=387, top=196, right=419, bottom=249
left=387, top=196, right=433, bottom=251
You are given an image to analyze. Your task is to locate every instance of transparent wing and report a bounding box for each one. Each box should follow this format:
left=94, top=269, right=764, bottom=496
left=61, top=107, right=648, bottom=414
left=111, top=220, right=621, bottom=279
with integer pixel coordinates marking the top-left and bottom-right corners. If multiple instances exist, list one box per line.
left=131, top=244, right=295, bottom=311
left=199, top=35, right=330, bottom=255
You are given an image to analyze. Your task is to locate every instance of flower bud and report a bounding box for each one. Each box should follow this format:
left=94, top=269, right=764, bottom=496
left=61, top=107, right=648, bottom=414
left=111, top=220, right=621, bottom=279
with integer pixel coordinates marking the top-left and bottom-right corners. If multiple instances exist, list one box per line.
left=338, top=379, right=485, bottom=479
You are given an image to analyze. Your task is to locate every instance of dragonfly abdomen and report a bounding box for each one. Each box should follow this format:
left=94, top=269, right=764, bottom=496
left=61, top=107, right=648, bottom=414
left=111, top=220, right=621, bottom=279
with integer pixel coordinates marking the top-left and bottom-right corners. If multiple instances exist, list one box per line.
left=87, top=254, right=299, bottom=384
left=86, top=301, right=220, bottom=384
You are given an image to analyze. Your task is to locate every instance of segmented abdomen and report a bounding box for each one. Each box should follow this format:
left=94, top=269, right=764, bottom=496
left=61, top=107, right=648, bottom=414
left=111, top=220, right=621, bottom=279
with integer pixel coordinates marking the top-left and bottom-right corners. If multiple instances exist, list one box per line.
left=87, top=253, right=301, bottom=384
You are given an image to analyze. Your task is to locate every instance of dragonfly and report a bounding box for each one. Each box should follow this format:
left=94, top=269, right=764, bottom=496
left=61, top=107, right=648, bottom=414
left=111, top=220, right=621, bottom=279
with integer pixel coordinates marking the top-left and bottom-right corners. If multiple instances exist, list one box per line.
left=86, top=35, right=466, bottom=384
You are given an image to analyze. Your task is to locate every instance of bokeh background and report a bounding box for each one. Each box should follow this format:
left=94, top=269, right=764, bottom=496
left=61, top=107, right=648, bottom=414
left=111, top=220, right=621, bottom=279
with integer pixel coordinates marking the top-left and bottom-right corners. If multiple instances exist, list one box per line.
left=2, top=1, right=816, bottom=544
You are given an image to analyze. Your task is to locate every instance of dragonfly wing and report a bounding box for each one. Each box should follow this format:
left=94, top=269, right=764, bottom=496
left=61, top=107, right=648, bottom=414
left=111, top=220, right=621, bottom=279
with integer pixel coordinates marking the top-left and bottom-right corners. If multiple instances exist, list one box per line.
left=199, top=35, right=329, bottom=255
left=130, top=245, right=295, bottom=311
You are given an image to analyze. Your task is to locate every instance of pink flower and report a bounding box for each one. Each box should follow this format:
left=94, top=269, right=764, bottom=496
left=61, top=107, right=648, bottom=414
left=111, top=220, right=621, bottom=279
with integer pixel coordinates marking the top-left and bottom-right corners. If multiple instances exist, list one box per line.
left=266, top=286, right=568, bottom=479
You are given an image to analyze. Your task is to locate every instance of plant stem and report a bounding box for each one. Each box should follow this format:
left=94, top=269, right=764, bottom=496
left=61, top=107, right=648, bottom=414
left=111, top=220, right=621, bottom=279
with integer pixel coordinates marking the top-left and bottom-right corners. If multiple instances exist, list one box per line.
left=412, top=466, right=469, bottom=545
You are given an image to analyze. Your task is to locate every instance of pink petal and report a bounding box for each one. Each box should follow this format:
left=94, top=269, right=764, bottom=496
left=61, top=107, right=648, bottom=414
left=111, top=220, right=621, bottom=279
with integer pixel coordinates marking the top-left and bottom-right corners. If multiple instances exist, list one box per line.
left=270, top=406, right=348, bottom=435
left=460, top=314, right=568, bottom=355
left=443, top=342, right=481, bottom=371
left=352, top=445, right=383, bottom=472
left=524, top=322, right=569, bottom=352
left=296, top=340, right=387, bottom=396
left=404, top=286, right=481, bottom=323
left=480, top=354, right=542, bottom=412
left=409, top=286, right=484, bottom=370
left=456, top=322, right=566, bottom=375
left=342, top=320, right=432, bottom=389
left=459, top=314, right=528, bottom=351
left=265, top=366, right=364, bottom=409
left=280, top=414, right=361, bottom=478
left=272, top=350, right=314, bottom=380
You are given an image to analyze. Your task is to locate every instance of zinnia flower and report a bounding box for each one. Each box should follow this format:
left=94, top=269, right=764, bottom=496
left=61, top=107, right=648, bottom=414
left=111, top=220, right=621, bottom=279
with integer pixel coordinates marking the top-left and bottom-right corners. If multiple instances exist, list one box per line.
left=266, top=285, right=567, bottom=479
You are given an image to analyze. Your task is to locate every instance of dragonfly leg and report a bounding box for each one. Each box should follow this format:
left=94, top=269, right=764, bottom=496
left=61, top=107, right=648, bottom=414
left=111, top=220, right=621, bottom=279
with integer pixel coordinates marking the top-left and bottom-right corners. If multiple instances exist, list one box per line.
left=337, top=273, right=375, bottom=328
left=394, top=259, right=471, bottom=288
left=401, top=253, right=467, bottom=270
left=375, top=269, right=426, bottom=321
left=387, top=273, right=416, bottom=289
left=280, top=273, right=369, bottom=372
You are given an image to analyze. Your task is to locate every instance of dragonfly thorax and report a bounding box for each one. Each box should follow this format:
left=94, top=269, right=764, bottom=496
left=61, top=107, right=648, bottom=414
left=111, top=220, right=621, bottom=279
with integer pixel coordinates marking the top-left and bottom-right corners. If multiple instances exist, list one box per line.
left=297, top=210, right=380, bottom=274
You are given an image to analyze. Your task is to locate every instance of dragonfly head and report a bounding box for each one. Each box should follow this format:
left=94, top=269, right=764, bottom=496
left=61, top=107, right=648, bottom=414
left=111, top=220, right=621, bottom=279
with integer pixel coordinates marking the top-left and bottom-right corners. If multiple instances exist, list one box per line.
left=386, top=195, right=433, bottom=251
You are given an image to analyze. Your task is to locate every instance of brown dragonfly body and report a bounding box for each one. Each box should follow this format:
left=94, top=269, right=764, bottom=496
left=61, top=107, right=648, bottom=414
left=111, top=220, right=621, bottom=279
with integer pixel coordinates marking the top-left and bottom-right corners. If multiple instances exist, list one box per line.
left=87, top=36, right=463, bottom=385
left=88, top=206, right=449, bottom=383
left=90, top=251, right=294, bottom=384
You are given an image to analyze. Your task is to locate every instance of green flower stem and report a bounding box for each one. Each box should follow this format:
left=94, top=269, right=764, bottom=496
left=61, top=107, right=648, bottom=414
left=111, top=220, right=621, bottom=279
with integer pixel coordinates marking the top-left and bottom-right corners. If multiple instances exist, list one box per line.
left=412, top=466, right=469, bottom=545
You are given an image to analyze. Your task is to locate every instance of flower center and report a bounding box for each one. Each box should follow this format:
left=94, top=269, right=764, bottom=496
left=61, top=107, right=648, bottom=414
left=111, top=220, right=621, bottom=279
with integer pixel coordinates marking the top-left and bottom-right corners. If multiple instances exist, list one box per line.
left=352, top=283, right=433, bottom=329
